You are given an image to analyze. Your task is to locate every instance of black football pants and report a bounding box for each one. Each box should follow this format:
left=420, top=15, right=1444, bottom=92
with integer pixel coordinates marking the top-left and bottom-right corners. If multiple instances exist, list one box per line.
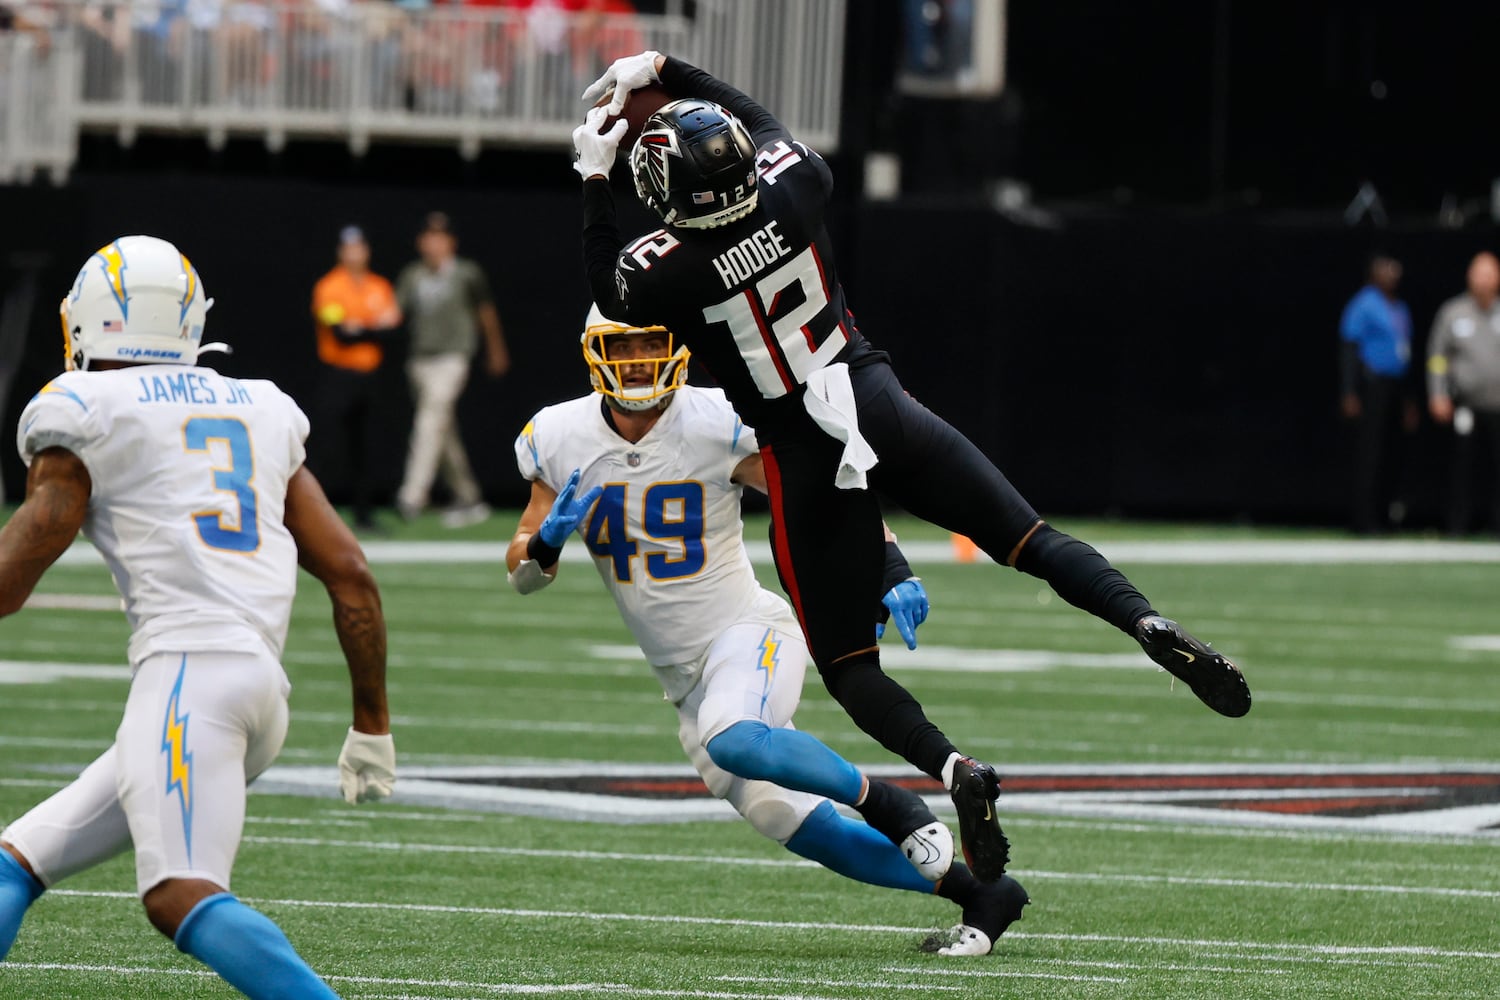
left=761, top=360, right=1154, bottom=779
left=759, top=361, right=1046, bottom=778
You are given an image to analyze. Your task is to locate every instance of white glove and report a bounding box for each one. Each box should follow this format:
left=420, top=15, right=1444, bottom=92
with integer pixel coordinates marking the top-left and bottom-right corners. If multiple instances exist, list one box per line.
left=573, top=106, right=629, bottom=180
left=338, top=727, right=395, bottom=804
left=580, top=50, right=662, bottom=114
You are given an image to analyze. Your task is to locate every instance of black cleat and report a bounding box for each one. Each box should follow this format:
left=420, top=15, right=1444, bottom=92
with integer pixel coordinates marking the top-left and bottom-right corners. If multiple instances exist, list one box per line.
left=921, top=874, right=1030, bottom=956
left=949, top=757, right=1009, bottom=882
left=1135, top=615, right=1252, bottom=718
left=856, top=780, right=954, bottom=881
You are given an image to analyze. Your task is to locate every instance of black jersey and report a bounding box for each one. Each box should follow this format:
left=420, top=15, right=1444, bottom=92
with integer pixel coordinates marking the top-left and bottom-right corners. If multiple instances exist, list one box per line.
left=583, top=58, right=881, bottom=441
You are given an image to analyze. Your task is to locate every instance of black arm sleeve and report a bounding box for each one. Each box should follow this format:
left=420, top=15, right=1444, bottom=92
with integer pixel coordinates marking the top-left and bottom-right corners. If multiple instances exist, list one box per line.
left=1339, top=339, right=1362, bottom=398
left=659, top=55, right=789, bottom=145
left=582, top=177, right=626, bottom=314
left=881, top=540, right=915, bottom=592
left=875, top=540, right=915, bottom=623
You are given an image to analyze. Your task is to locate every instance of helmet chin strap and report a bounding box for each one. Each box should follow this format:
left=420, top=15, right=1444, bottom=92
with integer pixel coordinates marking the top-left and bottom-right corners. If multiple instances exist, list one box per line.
left=604, top=391, right=673, bottom=415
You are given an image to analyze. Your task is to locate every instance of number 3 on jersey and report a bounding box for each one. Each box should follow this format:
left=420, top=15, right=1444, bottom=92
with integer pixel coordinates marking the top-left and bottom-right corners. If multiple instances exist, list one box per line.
left=584, top=481, right=705, bottom=582
left=183, top=416, right=260, bottom=553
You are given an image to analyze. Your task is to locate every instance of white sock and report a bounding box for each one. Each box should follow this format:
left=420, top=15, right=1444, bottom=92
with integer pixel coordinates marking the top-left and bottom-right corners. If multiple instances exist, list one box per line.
left=940, top=751, right=962, bottom=791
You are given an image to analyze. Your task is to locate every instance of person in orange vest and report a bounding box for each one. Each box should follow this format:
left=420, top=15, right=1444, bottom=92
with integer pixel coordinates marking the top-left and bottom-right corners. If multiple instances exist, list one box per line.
left=311, top=225, right=402, bottom=532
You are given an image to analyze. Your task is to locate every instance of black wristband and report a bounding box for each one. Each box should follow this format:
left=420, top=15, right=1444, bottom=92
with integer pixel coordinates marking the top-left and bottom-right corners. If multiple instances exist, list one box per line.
left=527, top=532, right=564, bottom=569
left=882, top=540, right=914, bottom=595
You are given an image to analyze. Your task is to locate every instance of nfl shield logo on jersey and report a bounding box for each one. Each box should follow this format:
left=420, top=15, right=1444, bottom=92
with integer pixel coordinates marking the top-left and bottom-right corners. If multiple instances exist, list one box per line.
left=627, top=452, right=642, bottom=467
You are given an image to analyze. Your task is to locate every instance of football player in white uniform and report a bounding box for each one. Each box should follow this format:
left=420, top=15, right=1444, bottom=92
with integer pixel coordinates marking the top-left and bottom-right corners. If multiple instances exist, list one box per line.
left=505, top=308, right=1028, bottom=956
left=0, top=237, right=396, bottom=999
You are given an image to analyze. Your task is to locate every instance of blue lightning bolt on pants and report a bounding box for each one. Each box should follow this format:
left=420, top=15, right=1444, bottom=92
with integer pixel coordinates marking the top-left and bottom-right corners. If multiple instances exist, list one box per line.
left=700, top=625, right=863, bottom=805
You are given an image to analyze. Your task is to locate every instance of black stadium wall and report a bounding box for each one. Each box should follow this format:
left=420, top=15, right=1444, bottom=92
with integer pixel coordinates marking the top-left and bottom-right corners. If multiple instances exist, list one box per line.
left=0, top=171, right=1492, bottom=525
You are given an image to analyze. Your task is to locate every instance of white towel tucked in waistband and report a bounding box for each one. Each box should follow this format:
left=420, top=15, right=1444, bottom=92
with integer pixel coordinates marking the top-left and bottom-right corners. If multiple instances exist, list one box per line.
left=803, top=362, right=878, bottom=490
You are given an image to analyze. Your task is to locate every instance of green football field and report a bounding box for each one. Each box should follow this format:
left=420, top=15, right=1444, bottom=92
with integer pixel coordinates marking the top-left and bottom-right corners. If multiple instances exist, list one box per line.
left=1, top=513, right=1497, bottom=999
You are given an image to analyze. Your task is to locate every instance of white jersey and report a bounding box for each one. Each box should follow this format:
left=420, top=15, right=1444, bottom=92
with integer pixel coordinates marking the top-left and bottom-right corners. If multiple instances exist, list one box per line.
left=516, top=386, right=794, bottom=699
left=17, top=365, right=309, bottom=665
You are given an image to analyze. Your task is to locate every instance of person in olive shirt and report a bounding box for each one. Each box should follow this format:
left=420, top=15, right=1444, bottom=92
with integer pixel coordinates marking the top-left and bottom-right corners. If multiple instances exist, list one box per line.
left=394, top=212, right=511, bottom=528
left=1428, top=251, right=1500, bottom=535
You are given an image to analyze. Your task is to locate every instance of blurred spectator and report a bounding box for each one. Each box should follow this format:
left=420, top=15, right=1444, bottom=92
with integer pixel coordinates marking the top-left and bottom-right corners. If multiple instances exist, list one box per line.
left=394, top=211, right=510, bottom=528
left=311, top=224, right=402, bottom=532
left=0, top=3, right=52, bottom=54
left=1427, top=252, right=1500, bottom=536
left=568, top=0, right=641, bottom=80
left=1339, top=254, right=1418, bottom=535
left=474, top=0, right=640, bottom=93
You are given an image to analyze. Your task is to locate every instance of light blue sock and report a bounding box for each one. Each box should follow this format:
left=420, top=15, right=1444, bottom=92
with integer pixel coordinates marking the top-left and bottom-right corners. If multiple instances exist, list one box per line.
left=175, top=893, right=339, bottom=999
left=784, top=801, right=935, bottom=893
left=706, top=720, right=864, bottom=804
left=0, top=849, right=45, bottom=958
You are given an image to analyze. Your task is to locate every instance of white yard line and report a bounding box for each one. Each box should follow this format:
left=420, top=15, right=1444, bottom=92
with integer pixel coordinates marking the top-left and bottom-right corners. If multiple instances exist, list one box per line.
left=882, top=959, right=1287, bottom=975
left=718, top=972, right=1127, bottom=986
left=46, top=538, right=1500, bottom=568
left=41, top=890, right=1500, bottom=962
left=0, top=965, right=845, bottom=1000
left=224, top=836, right=1500, bottom=898
left=712, top=977, right=969, bottom=992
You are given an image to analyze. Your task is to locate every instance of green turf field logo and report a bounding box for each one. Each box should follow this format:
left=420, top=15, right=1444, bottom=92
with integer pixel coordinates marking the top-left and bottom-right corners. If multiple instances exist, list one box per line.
left=254, top=762, right=1500, bottom=836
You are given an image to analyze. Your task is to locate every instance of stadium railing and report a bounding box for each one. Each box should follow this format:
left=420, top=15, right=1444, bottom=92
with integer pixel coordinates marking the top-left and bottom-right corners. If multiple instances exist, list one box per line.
left=50, top=0, right=844, bottom=162
left=0, top=31, right=78, bottom=184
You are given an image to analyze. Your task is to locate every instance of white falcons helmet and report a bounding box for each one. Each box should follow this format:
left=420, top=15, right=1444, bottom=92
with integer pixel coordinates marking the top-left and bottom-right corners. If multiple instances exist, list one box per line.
left=580, top=303, right=689, bottom=411
left=60, top=235, right=223, bottom=371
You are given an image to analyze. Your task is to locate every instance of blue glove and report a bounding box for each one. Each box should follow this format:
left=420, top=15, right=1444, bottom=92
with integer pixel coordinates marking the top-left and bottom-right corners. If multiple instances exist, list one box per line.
left=538, top=469, right=604, bottom=547
left=877, top=578, right=929, bottom=650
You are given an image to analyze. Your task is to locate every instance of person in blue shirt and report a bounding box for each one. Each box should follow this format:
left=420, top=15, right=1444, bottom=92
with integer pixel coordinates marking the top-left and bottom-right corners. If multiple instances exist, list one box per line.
left=1339, top=254, right=1419, bottom=534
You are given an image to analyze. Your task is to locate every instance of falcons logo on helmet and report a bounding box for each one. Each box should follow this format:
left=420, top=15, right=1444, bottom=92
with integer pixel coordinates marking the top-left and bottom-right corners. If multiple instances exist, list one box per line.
left=635, top=128, right=681, bottom=199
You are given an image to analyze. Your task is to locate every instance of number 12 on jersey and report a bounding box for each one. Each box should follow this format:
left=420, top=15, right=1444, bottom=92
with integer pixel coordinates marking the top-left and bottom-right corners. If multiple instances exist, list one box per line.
left=584, top=481, right=705, bottom=582
left=701, top=245, right=846, bottom=399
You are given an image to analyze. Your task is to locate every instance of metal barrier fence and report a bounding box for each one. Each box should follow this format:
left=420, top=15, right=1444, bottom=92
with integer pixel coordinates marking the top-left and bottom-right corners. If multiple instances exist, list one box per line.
left=0, top=32, right=78, bottom=184
left=56, top=1, right=844, bottom=160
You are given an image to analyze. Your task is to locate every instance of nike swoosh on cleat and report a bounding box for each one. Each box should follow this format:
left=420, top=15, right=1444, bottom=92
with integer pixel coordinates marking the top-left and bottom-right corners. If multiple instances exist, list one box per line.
left=982, top=802, right=993, bottom=821
left=1174, top=648, right=1196, bottom=663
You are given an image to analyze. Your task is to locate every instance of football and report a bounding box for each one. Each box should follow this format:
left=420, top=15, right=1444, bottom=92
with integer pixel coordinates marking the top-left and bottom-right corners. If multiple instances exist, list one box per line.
left=596, top=82, right=675, bottom=148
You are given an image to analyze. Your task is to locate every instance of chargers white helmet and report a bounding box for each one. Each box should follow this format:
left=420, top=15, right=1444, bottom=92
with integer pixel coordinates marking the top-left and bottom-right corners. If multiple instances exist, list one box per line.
left=581, top=303, right=689, bottom=411
left=59, top=236, right=223, bottom=371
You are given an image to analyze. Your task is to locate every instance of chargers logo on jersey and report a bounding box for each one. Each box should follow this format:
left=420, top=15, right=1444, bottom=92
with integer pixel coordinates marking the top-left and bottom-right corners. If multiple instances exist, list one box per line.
left=520, top=420, right=544, bottom=479
left=161, top=657, right=194, bottom=863
left=93, top=241, right=130, bottom=320
left=35, top=381, right=89, bottom=411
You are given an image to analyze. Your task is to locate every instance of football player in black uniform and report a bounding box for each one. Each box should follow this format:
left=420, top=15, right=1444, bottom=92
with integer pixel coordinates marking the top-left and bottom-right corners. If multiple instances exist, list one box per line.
left=572, top=52, right=1251, bottom=883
